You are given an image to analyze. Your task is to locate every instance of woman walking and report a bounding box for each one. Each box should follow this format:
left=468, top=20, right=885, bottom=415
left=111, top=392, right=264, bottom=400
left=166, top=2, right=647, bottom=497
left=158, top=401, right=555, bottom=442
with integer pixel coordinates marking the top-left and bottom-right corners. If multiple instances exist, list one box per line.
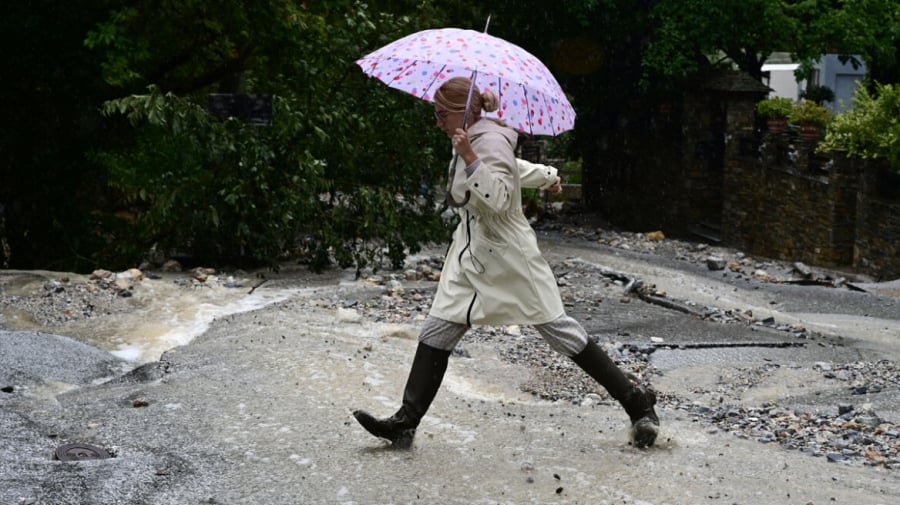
left=353, top=76, right=659, bottom=449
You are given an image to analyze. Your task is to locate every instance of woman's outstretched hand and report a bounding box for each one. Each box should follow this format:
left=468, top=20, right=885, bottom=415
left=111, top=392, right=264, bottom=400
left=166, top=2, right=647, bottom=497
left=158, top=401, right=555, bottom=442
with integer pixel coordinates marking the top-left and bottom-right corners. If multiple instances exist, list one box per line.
left=546, top=176, right=562, bottom=194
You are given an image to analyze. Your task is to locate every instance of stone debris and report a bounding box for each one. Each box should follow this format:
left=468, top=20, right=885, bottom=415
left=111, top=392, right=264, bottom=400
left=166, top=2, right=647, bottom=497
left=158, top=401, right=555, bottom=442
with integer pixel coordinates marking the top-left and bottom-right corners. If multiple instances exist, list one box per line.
left=1, top=274, right=135, bottom=326
left=706, top=256, right=727, bottom=271
left=678, top=399, right=899, bottom=469
left=539, top=219, right=874, bottom=287
left=815, top=360, right=900, bottom=395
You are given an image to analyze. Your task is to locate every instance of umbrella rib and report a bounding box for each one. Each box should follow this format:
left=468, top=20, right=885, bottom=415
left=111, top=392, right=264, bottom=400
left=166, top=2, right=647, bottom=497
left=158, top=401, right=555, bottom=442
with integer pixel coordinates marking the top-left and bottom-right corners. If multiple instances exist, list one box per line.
left=497, top=76, right=504, bottom=117
left=541, top=91, right=556, bottom=135
left=419, top=64, right=449, bottom=100
left=519, top=84, right=533, bottom=135
left=383, top=59, right=425, bottom=93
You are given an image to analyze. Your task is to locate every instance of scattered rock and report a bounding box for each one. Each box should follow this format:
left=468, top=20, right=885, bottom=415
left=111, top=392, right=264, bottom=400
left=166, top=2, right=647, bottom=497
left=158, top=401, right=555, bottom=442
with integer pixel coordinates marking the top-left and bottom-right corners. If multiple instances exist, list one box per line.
left=706, top=257, right=727, bottom=271
left=160, top=260, right=182, bottom=272
left=793, top=262, right=813, bottom=278
left=336, top=308, right=362, bottom=324
left=90, top=269, right=112, bottom=280
left=341, top=249, right=897, bottom=469
left=1, top=216, right=894, bottom=471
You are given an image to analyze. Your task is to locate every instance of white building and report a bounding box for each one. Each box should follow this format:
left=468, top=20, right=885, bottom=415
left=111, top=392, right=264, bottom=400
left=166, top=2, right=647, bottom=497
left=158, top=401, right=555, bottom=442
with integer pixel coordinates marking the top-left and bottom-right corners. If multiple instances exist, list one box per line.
left=761, top=54, right=867, bottom=113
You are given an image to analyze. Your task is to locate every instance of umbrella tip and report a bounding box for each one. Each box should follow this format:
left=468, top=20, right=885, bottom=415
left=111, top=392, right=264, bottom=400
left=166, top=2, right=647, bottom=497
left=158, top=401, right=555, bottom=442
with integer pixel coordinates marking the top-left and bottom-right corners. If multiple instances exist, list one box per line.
left=484, top=15, right=491, bottom=33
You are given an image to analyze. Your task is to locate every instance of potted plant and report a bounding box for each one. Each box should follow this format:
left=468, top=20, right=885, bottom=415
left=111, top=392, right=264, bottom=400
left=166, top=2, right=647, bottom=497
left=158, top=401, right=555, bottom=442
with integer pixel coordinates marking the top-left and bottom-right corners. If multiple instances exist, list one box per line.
left=756, top=97, right=793, bottom=134
left=790, top=100, right=833, bottom=142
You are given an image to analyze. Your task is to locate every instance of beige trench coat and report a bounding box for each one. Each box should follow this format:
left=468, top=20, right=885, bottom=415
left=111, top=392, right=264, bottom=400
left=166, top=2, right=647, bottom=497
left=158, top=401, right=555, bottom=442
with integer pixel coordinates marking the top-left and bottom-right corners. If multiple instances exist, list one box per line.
left=429, top=118, right=564, bottom=326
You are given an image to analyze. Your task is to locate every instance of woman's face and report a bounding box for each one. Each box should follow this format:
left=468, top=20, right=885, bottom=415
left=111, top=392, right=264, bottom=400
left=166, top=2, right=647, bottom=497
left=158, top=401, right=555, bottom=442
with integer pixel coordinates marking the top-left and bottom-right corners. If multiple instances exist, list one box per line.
left=434, top=106, right=465, bottom=138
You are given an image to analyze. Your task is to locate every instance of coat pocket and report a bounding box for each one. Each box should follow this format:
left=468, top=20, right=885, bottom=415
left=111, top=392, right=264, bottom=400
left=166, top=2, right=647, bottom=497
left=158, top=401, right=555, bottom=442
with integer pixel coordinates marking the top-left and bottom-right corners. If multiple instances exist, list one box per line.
left=465, top=233, right=509, bottom=277
left=473, top=233, right=508, bottom=256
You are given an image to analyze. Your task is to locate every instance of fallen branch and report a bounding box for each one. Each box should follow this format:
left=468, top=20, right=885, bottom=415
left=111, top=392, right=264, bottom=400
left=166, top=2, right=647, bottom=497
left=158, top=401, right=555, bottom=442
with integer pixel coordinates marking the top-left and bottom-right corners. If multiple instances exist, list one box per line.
left=623, top=278, right=707, bottom=317
left=635, top=292, right=705, bottom=317
left=649, top=341, right=806, bottom=349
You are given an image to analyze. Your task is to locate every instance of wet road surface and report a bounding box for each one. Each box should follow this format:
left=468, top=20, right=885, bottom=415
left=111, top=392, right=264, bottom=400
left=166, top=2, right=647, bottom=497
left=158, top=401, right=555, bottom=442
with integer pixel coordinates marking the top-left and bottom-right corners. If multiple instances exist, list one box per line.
left=1, top=237, right=899, bottom=504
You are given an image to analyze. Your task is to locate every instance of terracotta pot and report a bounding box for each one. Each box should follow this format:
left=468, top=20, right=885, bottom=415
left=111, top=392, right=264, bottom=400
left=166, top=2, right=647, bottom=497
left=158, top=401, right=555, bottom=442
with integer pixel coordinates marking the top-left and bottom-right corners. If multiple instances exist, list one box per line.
left=800, top=124, right=821, bottom=142
left=767, top=118, right=787, bottom=135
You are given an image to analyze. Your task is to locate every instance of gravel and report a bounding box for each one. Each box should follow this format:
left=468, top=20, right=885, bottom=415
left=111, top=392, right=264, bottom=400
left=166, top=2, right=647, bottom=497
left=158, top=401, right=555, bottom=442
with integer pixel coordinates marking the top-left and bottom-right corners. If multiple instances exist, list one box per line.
left=0, top=274, right=135, bottom=328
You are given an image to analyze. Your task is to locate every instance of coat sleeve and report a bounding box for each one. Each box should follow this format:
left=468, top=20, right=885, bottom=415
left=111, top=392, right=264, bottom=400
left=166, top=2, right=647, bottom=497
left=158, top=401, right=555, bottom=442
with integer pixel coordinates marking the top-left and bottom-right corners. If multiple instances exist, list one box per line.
left=517, top=159, right=559, bottom=190
left=464, top=132, right=516, bottom=214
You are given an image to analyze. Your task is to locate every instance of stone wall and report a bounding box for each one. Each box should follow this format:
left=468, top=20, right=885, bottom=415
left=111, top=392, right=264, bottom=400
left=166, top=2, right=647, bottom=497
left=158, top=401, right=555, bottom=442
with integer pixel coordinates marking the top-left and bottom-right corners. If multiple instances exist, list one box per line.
left=722, top=136, right=859, bottom=266
left=721, top=130, right=900, bottom=280
left=581, top=70, right=900, bottom=280
left=854, top=163, right=900, bottom=279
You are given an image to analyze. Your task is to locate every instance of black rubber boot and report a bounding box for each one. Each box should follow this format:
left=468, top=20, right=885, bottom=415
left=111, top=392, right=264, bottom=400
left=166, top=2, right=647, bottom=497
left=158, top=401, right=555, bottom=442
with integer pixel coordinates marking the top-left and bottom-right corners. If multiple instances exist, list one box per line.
left=620, top=386, right=660, bottom=449
left=571, top=339, right=660, bottom=448
left=353, top=343, right=451, bottom=448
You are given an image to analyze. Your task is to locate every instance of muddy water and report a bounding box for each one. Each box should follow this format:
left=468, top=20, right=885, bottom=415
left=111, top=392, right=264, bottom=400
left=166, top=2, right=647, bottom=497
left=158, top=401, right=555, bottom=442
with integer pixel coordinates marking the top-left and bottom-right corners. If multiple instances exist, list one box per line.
left=105, top=284, right=304, bottom=363
left=0, top=270, right=333, bottom=364
left=316, top=311, right=898, bottom=505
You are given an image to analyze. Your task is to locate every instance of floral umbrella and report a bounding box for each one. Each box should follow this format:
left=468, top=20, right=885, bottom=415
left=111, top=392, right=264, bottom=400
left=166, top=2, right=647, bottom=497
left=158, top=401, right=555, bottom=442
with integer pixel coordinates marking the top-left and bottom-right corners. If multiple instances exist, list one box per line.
left=356, top=27, right=575, bottom=137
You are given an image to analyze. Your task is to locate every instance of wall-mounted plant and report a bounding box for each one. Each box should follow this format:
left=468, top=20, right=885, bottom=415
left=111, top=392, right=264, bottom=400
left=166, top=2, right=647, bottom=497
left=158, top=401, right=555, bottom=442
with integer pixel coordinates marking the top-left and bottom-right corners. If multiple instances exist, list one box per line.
left=756, top=97, right=793, bottom=134
left=791, top=100, right=833, bottom=142
left=755, top=97, right=793, bottom=119
left=790, top=100, right=833, bottom=127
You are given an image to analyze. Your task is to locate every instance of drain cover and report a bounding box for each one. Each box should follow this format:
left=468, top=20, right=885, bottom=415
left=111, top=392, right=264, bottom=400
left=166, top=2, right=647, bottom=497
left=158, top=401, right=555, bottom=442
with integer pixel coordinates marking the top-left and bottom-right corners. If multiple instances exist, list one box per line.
left=54, top=443, right=111, bottom=461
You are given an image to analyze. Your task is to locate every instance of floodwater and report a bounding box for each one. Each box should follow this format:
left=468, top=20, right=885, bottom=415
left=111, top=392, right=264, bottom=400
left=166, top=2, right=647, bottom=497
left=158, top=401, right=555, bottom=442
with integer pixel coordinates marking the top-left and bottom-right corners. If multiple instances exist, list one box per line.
left=0, top=269, right=335, bottom=364
left=98, top=281, right=304, bottom=363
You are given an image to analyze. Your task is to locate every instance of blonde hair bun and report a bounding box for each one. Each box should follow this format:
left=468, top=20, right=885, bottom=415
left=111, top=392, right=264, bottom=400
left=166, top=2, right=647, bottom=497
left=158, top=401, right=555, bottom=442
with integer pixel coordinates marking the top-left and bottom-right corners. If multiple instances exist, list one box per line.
left=481, top=91, right=499, bottom=113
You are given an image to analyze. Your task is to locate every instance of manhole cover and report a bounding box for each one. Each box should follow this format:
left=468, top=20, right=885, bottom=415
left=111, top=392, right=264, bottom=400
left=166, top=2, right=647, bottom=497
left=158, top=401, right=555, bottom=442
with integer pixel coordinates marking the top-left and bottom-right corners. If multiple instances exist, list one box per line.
left=54, top=443, right=111, bottom=461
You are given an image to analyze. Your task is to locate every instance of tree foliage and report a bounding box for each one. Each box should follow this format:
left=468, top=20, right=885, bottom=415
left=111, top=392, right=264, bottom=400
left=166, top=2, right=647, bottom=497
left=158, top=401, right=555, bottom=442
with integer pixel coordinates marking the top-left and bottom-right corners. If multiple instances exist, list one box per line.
left=2, top=0, right=898, bottom=271
left=789, top=0, right=900, bottom=83
left=643, top=0, right=900, bottom=83
left=6, top=1, right=455, bottom=272
left=644, top=0, right=795, bottom=80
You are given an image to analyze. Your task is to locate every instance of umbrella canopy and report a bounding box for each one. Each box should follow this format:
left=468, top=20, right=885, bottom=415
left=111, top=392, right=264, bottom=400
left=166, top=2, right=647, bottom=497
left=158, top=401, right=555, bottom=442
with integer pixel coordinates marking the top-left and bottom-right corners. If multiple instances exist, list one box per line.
left=356, top=27, right=575, bottom=136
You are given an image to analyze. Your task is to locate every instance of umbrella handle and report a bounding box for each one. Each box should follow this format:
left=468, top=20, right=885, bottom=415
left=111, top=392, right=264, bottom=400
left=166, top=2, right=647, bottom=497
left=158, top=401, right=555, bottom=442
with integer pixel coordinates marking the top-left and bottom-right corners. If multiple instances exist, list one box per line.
left=447, top=189, right=471, bottom=208
left=446, top=152, right=471, bottom=208
left=445, top=75, right=480, bottom=209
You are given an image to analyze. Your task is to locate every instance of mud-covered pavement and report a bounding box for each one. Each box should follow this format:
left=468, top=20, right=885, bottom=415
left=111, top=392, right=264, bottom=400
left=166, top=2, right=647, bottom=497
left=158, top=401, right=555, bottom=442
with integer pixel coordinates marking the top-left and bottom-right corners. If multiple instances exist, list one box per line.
left=1, top=224, right=899, bottom=504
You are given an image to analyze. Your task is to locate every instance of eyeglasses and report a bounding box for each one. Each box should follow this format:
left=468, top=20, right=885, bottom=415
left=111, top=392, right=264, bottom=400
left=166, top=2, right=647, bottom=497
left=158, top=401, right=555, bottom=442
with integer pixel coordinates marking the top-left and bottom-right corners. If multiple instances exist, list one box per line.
left=434, top=110, right=450, bottom=122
